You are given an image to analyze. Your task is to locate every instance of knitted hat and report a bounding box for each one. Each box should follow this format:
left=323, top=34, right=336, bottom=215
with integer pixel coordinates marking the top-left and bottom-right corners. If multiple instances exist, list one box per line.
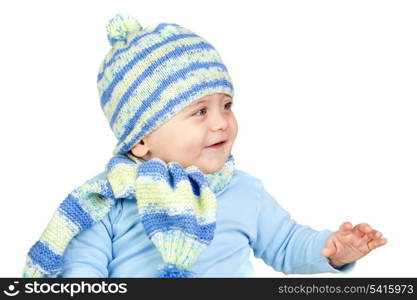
left=97, top=14, right=234, bottom=156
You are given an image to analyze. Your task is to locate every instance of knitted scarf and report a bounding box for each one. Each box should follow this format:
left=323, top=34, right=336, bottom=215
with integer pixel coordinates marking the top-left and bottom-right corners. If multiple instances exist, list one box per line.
left=23, top=152, right=235, bottom=278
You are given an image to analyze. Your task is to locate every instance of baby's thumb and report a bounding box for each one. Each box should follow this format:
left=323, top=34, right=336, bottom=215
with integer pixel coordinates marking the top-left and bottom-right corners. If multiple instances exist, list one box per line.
left=321, top=246, right=336, bottom=258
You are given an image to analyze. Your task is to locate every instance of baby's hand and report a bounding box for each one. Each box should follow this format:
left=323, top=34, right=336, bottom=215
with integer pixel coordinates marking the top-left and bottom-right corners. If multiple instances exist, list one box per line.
left=321, top=222, right=387, bottom=268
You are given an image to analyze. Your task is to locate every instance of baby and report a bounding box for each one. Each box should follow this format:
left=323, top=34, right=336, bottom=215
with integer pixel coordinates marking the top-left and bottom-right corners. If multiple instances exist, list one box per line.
left=23, top=14, right=386, bottom=278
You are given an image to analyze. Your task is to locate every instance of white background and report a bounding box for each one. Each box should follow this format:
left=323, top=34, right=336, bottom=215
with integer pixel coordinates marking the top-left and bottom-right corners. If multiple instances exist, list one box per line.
left=0, top=0, right=416, bottom=277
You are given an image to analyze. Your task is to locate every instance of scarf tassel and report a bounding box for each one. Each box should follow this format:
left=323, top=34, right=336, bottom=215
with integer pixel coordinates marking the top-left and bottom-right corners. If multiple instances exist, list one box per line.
left=158, top=263, right=195, bottom=278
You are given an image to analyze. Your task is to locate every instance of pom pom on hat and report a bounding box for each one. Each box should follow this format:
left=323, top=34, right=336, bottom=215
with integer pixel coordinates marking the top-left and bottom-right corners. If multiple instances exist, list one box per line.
left=106, top=13, right=143, bottom=46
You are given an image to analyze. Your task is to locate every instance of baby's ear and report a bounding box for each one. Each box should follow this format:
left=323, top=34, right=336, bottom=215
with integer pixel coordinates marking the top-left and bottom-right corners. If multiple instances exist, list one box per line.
left=130, top=139, right=148, bottom=158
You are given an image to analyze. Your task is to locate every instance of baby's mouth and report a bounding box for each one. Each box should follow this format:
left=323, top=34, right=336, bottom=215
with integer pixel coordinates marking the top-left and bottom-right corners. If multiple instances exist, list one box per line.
left=206, top=140, right=227, bottom=148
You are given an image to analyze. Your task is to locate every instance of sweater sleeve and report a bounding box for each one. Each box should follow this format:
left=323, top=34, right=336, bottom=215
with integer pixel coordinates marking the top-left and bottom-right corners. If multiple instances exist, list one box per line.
left=251, top=180, right=356, bottom=275
left=57, top=202, right=121, bottom=278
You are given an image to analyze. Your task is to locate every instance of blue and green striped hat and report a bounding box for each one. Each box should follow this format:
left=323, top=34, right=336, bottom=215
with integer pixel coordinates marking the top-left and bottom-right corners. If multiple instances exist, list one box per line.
left=97, top=14, right=235, bottom=156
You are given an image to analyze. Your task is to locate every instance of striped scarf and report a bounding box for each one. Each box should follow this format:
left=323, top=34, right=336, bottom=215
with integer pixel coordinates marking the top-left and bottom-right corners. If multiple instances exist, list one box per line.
left=23, top=152, right=235, bottom=278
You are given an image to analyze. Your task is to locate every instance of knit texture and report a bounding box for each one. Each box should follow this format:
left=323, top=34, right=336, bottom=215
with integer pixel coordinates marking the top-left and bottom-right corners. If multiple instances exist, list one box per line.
left=22, top=153, right=235, bottom=278
left=97, top=13, right=234, bottom=156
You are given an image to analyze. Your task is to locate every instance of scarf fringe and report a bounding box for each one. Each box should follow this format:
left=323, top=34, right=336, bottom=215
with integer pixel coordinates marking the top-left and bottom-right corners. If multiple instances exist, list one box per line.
left=158, top=263, right=195, bottom=278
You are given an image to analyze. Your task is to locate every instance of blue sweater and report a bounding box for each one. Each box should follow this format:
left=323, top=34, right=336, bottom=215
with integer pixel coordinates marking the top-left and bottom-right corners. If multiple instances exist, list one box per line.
left=58, top=169, right=355, bottom=277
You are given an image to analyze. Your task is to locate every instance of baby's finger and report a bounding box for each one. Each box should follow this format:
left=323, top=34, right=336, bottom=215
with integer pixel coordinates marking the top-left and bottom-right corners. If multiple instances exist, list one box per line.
left=321, top=246, right=336, bottom=258
left=361, top=229, right=377, bottom=240
left=373, top=230, right=382, bottom=239
left=339, top=221, right=353, bottom=235
left=352, top=224, right=366, bottom=238
left=359, top=223, right=373, bottom=233
left=361, top=232, right=371, bottom=243
left=368, top=237, right=388, bottom=250
left=353, top=223, right=373, bottom=238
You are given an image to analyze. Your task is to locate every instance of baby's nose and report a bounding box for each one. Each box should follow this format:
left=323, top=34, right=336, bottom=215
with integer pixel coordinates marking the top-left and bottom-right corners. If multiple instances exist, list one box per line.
left=209, top=111, right=228, bottom=131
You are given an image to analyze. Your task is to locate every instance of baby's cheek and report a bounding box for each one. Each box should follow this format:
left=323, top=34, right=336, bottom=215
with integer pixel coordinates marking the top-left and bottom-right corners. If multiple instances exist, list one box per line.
left=184, top=136, right=202, bottom=154
left=231, top=118, right=239, bottom=138
left=184, top=135, right=205, bottom=158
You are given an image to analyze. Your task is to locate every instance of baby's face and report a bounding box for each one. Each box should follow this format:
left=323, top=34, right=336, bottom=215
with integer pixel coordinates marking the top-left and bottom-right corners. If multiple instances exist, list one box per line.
left=131, top=93, right=238, bottom=174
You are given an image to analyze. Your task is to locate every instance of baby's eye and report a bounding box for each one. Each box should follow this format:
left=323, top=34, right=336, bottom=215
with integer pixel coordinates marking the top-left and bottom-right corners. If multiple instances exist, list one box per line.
left=193, top=101, right=233, bottom=117
left=224, top=101, right=233, bottom=110
left=194, top=107, right=207, bottom=116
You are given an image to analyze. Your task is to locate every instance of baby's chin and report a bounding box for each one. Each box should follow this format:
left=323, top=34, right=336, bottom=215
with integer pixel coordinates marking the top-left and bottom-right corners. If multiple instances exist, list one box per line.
left=198, top=157, right=229, bottom=174
left=200, top=165, right=222, bottom=175
left=200, top=151, right=233, bottom=174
